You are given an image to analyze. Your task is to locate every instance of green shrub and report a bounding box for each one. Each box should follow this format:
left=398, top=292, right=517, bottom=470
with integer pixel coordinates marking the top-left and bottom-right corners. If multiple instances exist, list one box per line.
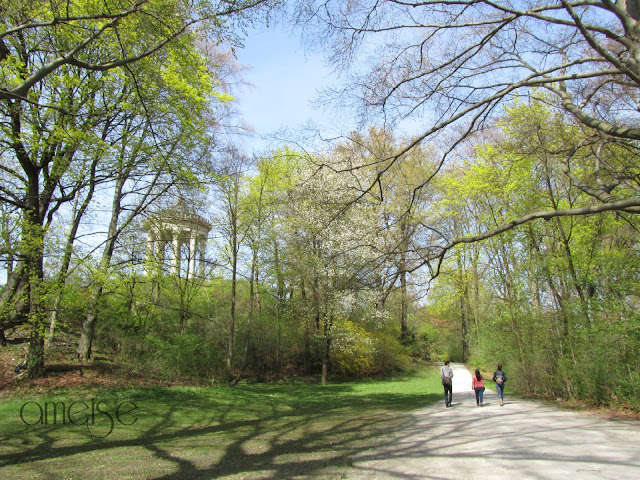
left=331, top=319, right=376, bottom=377
left=115, top=332, right=225, bottom=380
left=372, top=332, right=412, bottom=373
left=415, top=321, right=440, bottom=360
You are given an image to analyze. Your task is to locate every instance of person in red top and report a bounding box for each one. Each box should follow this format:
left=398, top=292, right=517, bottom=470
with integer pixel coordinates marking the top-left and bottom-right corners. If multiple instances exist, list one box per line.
left=472, top=369, right=485, bottom=406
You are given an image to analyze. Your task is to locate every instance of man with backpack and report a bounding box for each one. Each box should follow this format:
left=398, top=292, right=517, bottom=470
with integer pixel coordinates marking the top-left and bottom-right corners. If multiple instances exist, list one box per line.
left=441, top=360, right=454, bottom=407
left=493, top=364, right=507, bottom=406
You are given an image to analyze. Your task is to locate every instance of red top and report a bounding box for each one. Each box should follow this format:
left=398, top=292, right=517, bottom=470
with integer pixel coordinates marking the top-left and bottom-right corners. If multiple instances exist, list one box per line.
left=472, top=375, right=484, bottom=389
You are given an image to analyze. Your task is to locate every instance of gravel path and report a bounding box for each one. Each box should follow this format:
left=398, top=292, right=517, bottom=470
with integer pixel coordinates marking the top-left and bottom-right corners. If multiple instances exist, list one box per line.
left=350, top=363, right=640, bottom=479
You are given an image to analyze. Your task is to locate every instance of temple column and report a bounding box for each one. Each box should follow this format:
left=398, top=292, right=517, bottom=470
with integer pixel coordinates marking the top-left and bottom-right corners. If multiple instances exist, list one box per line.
left=145, top=229, right=163, bottom=274
left=171, top=233, right=180, bottom=275
left=188, top=232, right=197, bottom=278
left=198, top=236, right=206, bottom=277
left=144, top=200, right=211, bottom=278
left=145, top=231, right=155, bottom=272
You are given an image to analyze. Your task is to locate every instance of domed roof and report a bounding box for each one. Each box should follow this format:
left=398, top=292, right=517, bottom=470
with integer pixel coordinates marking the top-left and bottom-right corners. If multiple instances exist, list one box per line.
left=151, top=197, right=212, bottom=231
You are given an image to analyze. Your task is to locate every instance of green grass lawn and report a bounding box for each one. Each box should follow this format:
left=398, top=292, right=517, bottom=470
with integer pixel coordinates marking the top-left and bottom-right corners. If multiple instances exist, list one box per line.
left=0, top=369, right=442, bottom=479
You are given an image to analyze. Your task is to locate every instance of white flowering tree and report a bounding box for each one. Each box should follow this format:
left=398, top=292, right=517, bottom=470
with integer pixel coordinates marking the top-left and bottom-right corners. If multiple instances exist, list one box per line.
left=282, top=154, right=381, bottom=383
left=334, top=127, right=439, bottom=342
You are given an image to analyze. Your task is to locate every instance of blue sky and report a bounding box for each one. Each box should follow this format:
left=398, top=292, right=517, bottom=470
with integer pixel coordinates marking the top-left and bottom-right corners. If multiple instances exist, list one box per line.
left=233, top=23, right=342, bottom=154
left=232, top=23, right=426, bottom=155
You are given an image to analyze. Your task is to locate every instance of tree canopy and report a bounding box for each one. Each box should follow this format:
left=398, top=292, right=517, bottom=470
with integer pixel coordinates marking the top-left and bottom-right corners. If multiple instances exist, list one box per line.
left=296, top=0, right=640, bottom=260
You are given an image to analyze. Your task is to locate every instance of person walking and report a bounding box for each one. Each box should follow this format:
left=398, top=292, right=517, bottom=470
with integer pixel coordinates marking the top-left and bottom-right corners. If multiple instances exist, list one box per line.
left=441, top=360, right=454, bottom=407
left=493, top=364, right=507, bottom=406
left=472, top=369, right=485, bottom=406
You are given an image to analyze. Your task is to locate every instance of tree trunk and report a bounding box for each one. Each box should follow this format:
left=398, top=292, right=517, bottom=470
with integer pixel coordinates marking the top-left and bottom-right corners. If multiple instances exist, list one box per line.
left=1, top=205, right=16, bottom=276
left=0, top=260, right=28, bottom=329
left=321, top=313, right=332, bottom=385
left=76, top=174, right=125, bottom=361
left=7, top=97, right=71, bottom=378
left=227, top=247, right=237, bottom=379
left=76, top=309, right=97, bottom=361
left=542, top=158, right=589, bottom=330
left=22, top=148, right=49, bottom=378
left=301, top=280, right=312, bottom=373
left=461, top=284, right=470, bottom=363
left=47, top=175, right=96, bottom=348
left=179, top=293, right=186, bottom=334
left=400, top=261, right=409, bottom=344
left=399, top=219, right=409, bottom=343
left=226, top=176, right=240, bottom=381
left=25, top=210, right=47, bottom=378
left=312, top=269, right=321, bottom=333
left=457, top=249, right=470, bottom=362
left=231, top=244, right=258, bottom=387
left=471, top=244, right=481, bottom=341
left=273, top=240, right=285, bottom=373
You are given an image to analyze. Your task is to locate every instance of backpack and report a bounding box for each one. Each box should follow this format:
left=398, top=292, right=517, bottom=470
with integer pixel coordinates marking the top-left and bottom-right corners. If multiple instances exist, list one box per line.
left=495, top=373, right=504, bottom=385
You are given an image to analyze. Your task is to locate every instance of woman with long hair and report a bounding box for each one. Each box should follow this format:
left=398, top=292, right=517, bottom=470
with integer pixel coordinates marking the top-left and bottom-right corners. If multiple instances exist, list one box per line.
left=472, top=369, right=485, bottom=406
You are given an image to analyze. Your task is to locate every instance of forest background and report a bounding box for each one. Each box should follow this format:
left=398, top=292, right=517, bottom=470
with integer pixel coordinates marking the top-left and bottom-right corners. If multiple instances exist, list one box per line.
left=1, top=0, right=639, bottom=410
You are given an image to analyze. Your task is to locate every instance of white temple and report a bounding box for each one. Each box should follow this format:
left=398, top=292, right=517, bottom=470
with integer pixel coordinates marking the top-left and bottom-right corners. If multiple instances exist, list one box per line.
left=145, top=198, right=211, bottom=278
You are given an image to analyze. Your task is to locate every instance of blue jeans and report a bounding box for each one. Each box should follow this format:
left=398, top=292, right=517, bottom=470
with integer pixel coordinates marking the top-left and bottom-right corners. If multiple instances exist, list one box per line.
left=474, top=387, right=484, bottom=404
left=496, top=383, right=504, bottom=399
left=443, top=382, right=452, bottom=406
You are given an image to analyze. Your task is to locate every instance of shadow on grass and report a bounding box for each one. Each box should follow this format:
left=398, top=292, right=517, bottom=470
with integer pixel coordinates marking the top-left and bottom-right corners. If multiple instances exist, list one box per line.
left=0, top=381, right=441, bottom=479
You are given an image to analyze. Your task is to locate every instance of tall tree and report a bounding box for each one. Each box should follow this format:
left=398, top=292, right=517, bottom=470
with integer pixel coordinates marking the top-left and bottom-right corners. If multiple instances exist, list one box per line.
left=75, top=42, right=218, bottom=361
left=212, top=149, right=251, bottom=381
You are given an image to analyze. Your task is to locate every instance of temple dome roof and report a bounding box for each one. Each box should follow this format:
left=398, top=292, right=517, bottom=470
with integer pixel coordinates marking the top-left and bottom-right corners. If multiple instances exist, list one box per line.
left=148, top=197, right=212, bottom=231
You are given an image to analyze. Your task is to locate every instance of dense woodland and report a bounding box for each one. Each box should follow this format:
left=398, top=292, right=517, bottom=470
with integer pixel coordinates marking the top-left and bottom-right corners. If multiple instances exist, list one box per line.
left=1, top=1, right=640, bottom=410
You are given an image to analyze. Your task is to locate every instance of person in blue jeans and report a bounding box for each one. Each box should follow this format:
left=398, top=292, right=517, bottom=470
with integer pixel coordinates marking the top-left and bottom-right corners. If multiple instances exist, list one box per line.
left=472, top=369, right=485, bottom=406
left=441, top=361, right=453, bottom=407
left=493, top=364, right=507, bottom=406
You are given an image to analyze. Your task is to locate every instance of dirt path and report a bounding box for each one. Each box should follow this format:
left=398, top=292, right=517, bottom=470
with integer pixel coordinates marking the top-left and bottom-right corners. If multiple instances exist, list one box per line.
left=349, top=363, right=640, bottom=479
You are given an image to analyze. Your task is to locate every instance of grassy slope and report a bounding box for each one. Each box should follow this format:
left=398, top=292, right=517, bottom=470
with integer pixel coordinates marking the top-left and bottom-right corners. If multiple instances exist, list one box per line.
left=0, top=370, right=442, bottom=479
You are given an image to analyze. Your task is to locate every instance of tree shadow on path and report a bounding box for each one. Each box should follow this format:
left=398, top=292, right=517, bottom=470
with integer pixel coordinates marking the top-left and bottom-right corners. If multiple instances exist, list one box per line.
left=352, top=389, right=640, bottom=480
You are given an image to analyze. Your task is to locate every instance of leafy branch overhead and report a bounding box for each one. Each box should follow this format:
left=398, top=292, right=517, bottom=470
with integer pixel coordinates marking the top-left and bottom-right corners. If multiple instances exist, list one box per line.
left=0, top=0, right=273, bottom=102
left=296, top=0, right=640, bottom=264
